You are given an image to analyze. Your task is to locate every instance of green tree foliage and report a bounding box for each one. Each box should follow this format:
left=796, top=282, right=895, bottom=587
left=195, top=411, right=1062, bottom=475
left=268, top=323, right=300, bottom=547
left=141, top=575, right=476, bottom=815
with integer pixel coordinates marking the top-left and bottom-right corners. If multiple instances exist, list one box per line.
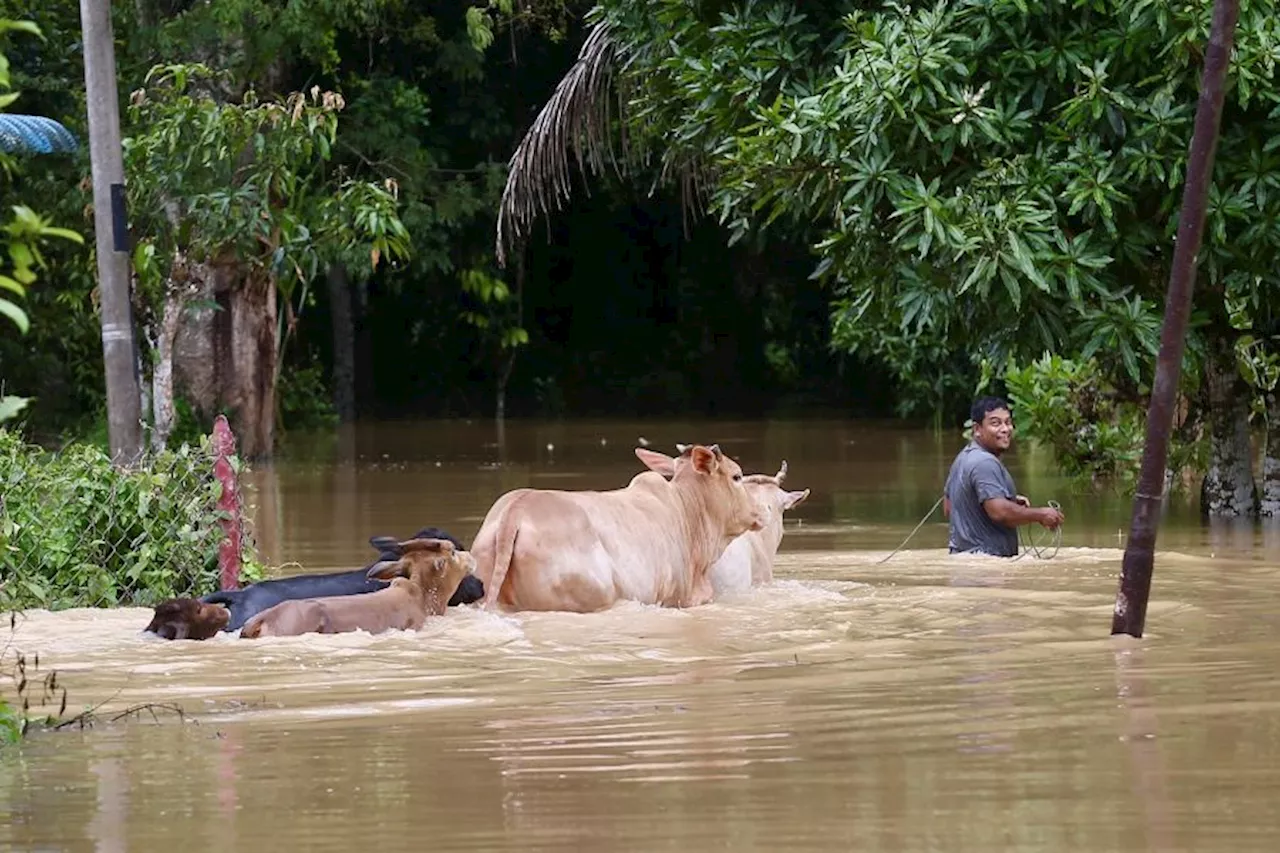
left=2, top=0, right=598, bottom=437
left=124, top=63, right=409, bottom=319
left=0, top=19, right=84, bottom=424
left=585, top=0, right=1267, bottom=412
left=485, top=0, right=1277, bottom=495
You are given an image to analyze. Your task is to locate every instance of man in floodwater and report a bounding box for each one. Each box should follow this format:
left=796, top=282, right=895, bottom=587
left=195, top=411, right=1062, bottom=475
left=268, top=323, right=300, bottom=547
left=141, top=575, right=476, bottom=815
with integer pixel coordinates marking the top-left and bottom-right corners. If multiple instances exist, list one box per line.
left=943, top=396, right=1065, bottom=557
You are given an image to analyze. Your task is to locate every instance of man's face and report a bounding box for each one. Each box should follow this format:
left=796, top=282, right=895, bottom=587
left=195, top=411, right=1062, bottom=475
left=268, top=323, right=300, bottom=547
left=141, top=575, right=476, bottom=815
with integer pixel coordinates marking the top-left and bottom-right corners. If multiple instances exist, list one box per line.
left=974, top=407, right=1014, bottom=454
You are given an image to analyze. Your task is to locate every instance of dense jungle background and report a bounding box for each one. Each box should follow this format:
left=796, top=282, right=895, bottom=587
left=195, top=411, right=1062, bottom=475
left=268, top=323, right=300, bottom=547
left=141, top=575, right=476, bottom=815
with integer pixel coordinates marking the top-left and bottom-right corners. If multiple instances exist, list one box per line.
left=7, top=1, right=1280, bottom=516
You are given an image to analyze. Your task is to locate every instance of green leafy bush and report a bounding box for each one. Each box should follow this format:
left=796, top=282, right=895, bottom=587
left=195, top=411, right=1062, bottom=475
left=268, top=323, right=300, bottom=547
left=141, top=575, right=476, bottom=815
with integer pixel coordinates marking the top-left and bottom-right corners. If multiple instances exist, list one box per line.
left=0, top=430, right=260, bottom=610
left=1005, top=353, right=1203, bottom=489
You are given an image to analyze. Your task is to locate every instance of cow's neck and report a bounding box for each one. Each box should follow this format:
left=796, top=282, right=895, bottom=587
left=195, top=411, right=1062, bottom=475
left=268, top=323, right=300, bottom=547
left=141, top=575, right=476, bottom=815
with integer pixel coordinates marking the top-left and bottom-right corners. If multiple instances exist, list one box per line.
left=668, top=479, right=735, bottom=582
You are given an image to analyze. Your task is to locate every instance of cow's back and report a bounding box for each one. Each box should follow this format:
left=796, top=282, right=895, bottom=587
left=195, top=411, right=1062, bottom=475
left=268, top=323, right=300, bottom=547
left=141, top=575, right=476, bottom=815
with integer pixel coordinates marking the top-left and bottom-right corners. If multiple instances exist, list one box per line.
left=476, top=482, right=691, bottom=611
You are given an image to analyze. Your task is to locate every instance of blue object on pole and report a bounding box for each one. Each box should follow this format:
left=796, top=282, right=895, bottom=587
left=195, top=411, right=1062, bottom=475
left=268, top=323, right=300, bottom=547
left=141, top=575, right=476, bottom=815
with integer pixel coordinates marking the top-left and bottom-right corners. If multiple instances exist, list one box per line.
left=0, top=114, right=79, bottom=155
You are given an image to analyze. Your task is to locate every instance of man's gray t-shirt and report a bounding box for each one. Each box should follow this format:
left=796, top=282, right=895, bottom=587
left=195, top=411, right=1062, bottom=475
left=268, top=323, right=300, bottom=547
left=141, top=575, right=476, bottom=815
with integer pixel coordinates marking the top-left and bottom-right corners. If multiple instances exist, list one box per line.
left=944, top=442, right=1019, bottom=557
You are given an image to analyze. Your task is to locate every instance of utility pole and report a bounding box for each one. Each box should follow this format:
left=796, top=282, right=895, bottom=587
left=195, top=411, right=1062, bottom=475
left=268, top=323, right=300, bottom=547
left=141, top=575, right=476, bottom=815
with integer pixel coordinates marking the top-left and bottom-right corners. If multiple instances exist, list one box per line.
left=79, top=0, right=143, bottom=465
left=1112, top=0, right=1240, bottom=638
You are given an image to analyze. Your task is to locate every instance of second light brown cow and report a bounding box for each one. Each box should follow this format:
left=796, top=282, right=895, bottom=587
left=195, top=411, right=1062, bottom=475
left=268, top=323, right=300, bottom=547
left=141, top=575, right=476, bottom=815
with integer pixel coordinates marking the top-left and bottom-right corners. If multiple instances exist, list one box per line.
left=239, top=537, right=475, bottom=639
left=707, top=461, right=810, bottom=596
left=471, top=443, right=768, bottom=613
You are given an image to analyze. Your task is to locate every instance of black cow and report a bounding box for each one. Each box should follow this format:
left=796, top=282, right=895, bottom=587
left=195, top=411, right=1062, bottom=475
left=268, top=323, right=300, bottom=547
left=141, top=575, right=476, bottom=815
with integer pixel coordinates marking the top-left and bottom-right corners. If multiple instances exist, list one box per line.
left=146, top=527, right=484, bottom=638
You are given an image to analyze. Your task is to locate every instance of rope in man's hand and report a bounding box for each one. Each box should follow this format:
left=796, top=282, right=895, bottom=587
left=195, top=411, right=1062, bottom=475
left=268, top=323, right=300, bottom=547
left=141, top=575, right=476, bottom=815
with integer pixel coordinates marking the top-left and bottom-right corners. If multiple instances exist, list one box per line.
left=876, top=497, right=1062, bottom=564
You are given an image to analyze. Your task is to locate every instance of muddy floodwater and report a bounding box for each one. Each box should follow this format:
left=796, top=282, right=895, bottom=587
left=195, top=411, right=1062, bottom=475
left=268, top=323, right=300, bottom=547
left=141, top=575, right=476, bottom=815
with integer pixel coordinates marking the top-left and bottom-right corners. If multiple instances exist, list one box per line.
left=4, top=419, right=1280, bottom=851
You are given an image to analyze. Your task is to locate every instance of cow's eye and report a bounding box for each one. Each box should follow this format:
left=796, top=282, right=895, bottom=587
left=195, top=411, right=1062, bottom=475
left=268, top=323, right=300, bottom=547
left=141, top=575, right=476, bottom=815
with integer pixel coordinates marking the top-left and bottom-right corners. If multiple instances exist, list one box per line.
left=733, top=473, right=742, bottom=482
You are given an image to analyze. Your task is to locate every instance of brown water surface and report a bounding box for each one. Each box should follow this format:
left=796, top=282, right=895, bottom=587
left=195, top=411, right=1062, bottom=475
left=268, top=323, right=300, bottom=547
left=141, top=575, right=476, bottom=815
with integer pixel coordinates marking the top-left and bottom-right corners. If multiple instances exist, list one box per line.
left=3, top=419, right=1278, bottom=851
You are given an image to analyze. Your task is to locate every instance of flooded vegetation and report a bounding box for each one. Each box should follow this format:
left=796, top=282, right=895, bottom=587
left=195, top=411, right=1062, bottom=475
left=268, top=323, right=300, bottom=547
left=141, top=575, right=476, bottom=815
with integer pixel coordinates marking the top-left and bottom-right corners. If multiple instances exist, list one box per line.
left=3, top=419, right=1279, bottom=850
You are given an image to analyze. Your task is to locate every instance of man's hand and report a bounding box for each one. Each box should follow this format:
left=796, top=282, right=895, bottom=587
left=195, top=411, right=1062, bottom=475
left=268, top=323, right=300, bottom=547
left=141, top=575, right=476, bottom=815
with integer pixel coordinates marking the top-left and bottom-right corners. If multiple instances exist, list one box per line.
left=1015, top=494, right=1031, bottom=507
left=1037, top=506, right=1065, bottom=530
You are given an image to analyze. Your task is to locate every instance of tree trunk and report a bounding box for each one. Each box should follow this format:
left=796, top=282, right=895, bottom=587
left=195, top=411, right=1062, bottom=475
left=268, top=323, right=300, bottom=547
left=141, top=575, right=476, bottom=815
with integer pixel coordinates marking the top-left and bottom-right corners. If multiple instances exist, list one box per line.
left=494, top=250, right=525, bottom=424
left=496, top=352, right=514, bottom=422
left=327, top=264, right=356, bottom=423
left=1202, top=335, right=1257, bottom=517
left=353, top=275, right=375, bottom=413
left=1260, top=392, right=1280, bottom=515
left=150, top=289, right=184, bottom=451
left=212, top=268, right=278, bottom=460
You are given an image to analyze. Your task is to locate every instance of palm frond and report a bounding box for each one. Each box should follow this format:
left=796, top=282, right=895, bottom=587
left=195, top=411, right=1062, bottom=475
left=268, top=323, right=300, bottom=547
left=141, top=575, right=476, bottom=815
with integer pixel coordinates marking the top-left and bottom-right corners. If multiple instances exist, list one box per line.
left=496, top=21, right=630, bottom=267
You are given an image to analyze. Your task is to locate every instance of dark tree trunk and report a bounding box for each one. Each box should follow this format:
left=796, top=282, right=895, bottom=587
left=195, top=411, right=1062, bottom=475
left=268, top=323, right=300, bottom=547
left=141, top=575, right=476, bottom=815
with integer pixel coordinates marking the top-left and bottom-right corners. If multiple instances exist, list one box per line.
left=1260, top=391, right=1280, bottom=515
left=170, top=264, right=279, bottom=459
left=327, top=264, right=356, bottom=423
left=211, top=268, right=278, bottom=460
left=1112, top=0, right=1239, bottom=637
left=353, top=276, right=375, bottom=414
left=1201, top=334, right=1257, bottom=518
left=495, top=250, right=526, bottom=423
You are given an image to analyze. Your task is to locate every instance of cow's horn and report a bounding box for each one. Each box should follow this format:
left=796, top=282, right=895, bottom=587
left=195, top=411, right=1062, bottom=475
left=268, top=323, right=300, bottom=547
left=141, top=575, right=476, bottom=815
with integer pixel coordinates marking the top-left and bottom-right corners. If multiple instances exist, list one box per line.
left=676, top=443, right=692, bottom=455
left=775, top=460, right=788, bottom=483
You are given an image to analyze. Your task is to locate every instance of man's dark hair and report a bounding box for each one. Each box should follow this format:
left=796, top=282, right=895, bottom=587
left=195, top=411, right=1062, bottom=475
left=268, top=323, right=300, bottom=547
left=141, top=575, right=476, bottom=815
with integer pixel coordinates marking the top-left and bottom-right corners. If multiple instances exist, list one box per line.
left=970, top=396, right=1011, bottom=425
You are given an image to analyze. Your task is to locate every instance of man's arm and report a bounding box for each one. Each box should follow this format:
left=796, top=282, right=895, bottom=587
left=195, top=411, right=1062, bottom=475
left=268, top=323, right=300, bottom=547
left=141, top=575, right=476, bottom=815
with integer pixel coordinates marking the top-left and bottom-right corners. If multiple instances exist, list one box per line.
left=968, top=457, right=1064, bottom=530
left=983, top=497, right=1064, bottom=529
left=943, top=497, right=951, bottom=519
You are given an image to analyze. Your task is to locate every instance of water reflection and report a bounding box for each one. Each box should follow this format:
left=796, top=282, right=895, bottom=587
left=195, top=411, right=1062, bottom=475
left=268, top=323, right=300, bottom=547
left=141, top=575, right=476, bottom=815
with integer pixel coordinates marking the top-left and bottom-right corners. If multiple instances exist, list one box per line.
left=89, top=741, right=127, bottom=853
left=1113, top=644, right=1176, bottom=851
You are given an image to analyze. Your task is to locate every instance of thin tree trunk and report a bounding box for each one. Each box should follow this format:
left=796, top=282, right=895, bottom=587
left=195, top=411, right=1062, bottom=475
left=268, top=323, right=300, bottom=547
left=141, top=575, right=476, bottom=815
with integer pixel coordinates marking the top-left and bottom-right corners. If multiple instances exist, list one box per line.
left=496, top=353, right=514, bottom=421
left=1201, top=335, right=1257, bottom=518
left=353, top=276, right=374, bottom=413
left=1112, top=0, right=1239, bottom=637
left=495, top=250, right=525, bottom=423
left=150, top=289, right=183, bottom=451
left=327, top=263, right=356, bottom=422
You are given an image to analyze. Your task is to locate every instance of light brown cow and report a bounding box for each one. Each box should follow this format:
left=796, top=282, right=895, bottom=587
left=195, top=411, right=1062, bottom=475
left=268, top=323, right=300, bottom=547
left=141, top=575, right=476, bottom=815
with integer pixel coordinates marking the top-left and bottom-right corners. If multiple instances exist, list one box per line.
left=471, top=443, right=769, bottom=613
left=239, top=537, right=475, bottom=639
left=707, top=461, right=810, bottom=596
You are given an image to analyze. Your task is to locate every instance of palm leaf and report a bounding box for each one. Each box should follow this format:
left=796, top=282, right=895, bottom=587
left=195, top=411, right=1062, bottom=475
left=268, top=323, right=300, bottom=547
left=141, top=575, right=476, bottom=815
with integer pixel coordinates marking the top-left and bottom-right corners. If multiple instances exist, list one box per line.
left=495, top=21, right=709, bottom=267
left=496, top=22, right=626, bottom=267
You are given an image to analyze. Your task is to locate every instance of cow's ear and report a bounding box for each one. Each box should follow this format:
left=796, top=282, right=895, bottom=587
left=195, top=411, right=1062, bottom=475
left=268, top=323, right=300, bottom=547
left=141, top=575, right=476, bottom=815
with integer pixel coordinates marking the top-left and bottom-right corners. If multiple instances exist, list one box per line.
left=399, top=537, right=455, bottom=554
left=783, top=488, right=810, bottom=510
left=635, top=448, right=676, bottom=477
left=366, top=560, right=406, bottom=581
left=690, top=445, right=717, bottom=474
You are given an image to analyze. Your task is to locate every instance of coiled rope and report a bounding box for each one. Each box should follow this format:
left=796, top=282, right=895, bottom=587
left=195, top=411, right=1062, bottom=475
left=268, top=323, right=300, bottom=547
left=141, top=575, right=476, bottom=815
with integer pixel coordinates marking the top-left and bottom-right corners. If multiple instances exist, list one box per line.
left=876, top=497, right=1062, bottom=564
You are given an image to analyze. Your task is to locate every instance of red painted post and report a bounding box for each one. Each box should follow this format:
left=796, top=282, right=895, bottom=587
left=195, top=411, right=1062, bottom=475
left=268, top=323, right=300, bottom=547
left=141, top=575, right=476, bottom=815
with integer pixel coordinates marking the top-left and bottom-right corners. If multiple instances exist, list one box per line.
left=212, top=415, right=242, bottom=591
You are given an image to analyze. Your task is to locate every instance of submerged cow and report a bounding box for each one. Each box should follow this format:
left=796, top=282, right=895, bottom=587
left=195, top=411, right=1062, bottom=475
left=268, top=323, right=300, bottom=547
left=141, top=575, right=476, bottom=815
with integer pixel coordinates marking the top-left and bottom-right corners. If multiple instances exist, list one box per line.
left=240, top=537, right=476, bottom=639
left=143, top=526, right=484, bottom=639
left=144, top=597, right=232, bottom=640
left=470, top=443, right=768, bottom=613
left=706, top=460, right=809, bottom=595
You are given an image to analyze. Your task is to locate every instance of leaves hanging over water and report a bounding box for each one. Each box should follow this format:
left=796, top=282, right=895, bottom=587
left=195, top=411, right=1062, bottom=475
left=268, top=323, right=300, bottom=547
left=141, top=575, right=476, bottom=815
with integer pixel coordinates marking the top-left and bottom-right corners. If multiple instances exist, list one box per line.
left=496, top=21, right=626, bottom=267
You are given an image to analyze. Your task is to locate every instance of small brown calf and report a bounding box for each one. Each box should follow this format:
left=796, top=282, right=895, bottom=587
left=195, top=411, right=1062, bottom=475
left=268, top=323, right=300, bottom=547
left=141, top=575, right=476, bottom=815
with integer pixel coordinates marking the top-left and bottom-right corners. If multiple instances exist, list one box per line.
left=145, top=598, right=231, bottom=640
left=239, top=537, right=476, bottom=639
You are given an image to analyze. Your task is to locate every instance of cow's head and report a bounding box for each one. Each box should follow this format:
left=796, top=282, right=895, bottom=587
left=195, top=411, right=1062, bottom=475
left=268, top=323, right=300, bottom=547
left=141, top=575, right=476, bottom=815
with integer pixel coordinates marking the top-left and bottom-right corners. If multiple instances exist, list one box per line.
left=742, top=460, right=810, bottom=518
left=366, top=537, right=477, bottom=615
left=144, top=597, right=230, bottom=641
left=635, top=443, right=768, bottom=536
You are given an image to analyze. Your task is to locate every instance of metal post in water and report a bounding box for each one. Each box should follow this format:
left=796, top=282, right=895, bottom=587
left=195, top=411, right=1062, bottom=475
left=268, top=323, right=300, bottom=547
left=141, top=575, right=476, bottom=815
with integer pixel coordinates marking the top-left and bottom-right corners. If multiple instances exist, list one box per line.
left=212, top=415, right=243, bottom=591
left=1112, top=0, right=1240, bottom=638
